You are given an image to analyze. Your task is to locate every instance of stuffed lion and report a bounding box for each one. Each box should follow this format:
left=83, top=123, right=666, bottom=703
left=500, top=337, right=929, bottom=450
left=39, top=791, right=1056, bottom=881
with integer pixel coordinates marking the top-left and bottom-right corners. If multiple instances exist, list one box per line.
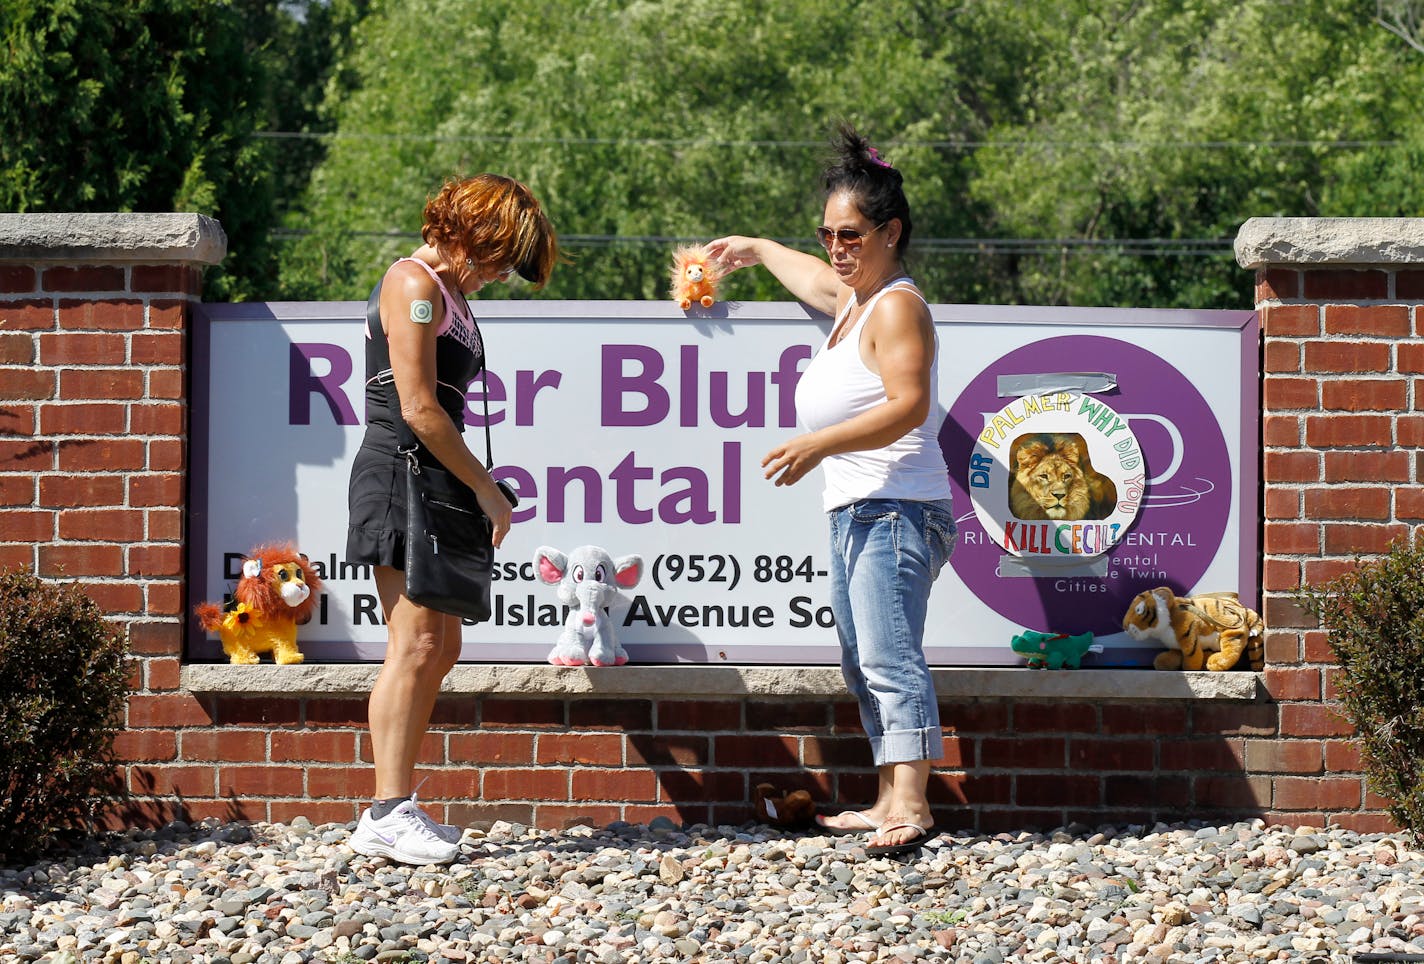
left=669, top=244, right=721, bottom=310
left=1122, top=587, right=1264, bottom=672
left=195, top=543, right=323, bottom=664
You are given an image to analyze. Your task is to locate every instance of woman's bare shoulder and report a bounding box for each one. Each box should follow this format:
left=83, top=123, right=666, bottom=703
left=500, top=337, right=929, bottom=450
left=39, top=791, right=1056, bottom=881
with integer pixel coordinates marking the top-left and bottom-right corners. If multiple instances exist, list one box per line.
left=885, top=281, right=928, bottom=306
left=384, top=258, right=440, bottom=298
left=873, top=286, right=931, bottom=326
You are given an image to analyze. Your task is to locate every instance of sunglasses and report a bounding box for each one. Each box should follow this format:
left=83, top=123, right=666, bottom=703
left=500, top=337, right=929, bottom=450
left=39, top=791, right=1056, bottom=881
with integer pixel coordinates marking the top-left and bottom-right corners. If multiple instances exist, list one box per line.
left=815, top=222, right=886, bottom=252
left=466, top=257, right=517, bottom=281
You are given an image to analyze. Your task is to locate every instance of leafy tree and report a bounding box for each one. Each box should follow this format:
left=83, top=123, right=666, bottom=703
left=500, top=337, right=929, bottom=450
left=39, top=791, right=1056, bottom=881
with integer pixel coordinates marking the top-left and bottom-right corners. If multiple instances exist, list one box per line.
left=11, top=1, right=1422, bottom=308
left=0, top=0, right=365, bottom=300
left=278, top=0, right=1018, bottom=305
left=1376, top=0, right=1424, bottom=52
left=966, top=0, right=1424, bottom=307
left=284, top=0, right=1424, bottom=309
left=1320, top=1, right=1424, bottom=216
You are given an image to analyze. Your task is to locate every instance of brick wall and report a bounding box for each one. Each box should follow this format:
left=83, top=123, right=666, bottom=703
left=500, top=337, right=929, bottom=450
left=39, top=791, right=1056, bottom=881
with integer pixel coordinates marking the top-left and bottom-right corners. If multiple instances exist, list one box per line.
left=0, top=214, right=219, bottom=830
left=1251, top=253, right=1424, bottom=835
left=0, top=256, right=197, bottom=686
left=117, top=689, right=1301, bottom=833
left=1, top=214, right=1409, bottom=836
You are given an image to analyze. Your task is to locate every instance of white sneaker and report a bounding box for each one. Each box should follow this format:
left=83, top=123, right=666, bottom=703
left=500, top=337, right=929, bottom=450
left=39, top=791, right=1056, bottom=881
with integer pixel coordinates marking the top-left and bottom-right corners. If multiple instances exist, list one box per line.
left=410, top=791, right=464, bottom=844
left=349, top=799, right=461, bottom=865
left=431, top=822, right=462, bottom=844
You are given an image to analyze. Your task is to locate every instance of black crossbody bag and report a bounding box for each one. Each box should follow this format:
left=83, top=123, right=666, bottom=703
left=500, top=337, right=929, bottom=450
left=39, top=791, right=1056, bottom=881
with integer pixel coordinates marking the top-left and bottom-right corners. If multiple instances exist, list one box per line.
left=373, top=291, right=516, bottom=622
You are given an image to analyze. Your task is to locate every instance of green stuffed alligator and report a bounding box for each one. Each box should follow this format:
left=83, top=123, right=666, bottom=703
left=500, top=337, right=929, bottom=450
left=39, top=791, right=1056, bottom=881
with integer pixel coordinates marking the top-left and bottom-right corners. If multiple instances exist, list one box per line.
left=1011, top=630, right=1102, bottom=669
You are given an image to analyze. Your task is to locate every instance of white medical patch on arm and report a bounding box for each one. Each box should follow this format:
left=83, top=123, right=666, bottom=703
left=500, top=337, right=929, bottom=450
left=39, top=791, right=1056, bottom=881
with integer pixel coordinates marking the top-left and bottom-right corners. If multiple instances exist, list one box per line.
left=409, top=299, right=434, bottom=324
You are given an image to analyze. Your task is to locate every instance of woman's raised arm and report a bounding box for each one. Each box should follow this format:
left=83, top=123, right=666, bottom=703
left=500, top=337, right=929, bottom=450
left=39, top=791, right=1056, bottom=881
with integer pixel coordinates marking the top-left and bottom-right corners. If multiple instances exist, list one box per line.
left=704, top=235, right=841, bottom=316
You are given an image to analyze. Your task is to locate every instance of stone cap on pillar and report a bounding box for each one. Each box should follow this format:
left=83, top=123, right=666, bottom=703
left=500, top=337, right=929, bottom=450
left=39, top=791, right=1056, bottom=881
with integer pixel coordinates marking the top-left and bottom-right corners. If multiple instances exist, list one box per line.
left=0, top=213, right=227, bottom=264
left=1236, top=216, right=1424, bottom=269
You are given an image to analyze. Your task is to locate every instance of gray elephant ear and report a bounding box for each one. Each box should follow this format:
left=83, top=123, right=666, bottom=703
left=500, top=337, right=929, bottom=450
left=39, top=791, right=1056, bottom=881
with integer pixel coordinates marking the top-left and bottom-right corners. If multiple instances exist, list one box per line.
left=613, top=554, right=644, bottom=589
left=533, top=546, right=568, bottom=585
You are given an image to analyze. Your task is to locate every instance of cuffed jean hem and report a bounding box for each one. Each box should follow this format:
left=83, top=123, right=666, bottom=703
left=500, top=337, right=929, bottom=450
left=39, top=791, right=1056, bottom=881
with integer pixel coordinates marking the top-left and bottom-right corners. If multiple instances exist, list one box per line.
left=870, top=725, right=945, bottom=767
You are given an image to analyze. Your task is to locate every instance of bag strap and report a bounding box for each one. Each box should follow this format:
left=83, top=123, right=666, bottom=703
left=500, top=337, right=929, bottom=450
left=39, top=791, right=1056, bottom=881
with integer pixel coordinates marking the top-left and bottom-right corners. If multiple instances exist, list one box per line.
left=368, top=278, right=496, bottom=473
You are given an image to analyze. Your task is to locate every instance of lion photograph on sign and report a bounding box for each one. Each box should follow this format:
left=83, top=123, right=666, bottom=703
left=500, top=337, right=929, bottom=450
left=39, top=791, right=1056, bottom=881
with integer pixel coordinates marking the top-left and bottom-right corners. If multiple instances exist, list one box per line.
left=1008, top=432, right=1118, bottom=521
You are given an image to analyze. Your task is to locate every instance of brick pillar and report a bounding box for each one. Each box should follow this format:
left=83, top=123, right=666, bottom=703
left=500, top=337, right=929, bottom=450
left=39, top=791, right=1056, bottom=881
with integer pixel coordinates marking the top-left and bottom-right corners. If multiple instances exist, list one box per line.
left=1237, top=216, right=1423, bottom=833
left=0, top=214, right=225, bottom=804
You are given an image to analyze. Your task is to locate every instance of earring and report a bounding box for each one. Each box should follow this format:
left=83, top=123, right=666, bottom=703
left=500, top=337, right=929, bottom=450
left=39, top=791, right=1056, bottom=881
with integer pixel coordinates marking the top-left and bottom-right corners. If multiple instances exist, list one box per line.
left=465, top=258, right=474, bottom=267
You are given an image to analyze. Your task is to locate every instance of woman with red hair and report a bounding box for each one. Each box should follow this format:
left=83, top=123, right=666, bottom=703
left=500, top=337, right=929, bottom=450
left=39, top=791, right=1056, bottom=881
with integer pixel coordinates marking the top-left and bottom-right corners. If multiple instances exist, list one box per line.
left=345, top=174, right=558, bottom=865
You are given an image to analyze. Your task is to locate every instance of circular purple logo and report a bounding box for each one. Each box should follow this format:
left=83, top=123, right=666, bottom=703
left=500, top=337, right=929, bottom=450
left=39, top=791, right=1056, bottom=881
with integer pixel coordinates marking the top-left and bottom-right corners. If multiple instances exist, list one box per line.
left=943, top=335, right=1232, bottom=636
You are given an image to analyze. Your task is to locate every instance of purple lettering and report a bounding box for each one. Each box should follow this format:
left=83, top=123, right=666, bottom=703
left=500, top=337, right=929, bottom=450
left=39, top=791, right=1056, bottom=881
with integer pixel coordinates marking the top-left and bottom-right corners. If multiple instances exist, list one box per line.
left=547, top=465, right=602, bottom=523
left=510, top=444, right=740, bottom=525
left=710, top=372, right=766, bottom=428
left=772, top=345, right=811, bottom=428
left=466, top=370, right=505, bottom=427
left=603, top=345, right=668, bottom=427
left=289, top=343, right=359, bottom=426
left=658, top=467, right=714, bottom=524
left=680, top=345, right=698, bottom=427
left=722, top=441, right=741, bottom=524
left=515, top=368, right=561, bottom=426
left=468, top=368, right=560, bottom=427
left=610, top=451, right=654, bottom=523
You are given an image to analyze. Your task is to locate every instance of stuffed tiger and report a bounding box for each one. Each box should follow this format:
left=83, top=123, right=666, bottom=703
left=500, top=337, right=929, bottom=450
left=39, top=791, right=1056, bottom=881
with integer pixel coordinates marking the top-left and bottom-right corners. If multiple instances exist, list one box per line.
left=1122, top=587, right=1265, bottom=672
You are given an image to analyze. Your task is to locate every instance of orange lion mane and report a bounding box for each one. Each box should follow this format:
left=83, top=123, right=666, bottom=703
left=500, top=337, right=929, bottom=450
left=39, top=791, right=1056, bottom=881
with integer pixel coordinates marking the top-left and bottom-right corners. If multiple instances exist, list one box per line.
left=194, top=542, right=323, bottom=630
left=669, top=244, right=722, bottom=309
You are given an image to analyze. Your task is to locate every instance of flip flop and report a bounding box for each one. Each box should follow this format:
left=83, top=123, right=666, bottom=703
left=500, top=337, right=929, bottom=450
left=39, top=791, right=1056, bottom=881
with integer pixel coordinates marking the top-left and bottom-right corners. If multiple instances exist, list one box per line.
left=865, top=822, right=934, bottom=857
left=815, top=809, right=879, bottom=836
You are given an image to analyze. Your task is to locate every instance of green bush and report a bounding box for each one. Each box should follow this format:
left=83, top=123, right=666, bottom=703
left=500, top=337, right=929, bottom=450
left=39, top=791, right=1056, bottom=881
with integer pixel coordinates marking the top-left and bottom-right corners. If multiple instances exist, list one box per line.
left=1295, top=537, right=1424, bottom=842
left=0, top=569, right=132, bottom=863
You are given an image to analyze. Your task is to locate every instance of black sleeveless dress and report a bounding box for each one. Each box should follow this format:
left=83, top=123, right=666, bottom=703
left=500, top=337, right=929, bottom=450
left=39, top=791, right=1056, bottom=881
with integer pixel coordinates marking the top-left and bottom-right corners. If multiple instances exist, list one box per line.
left=345, top=261, right=484, bottom=570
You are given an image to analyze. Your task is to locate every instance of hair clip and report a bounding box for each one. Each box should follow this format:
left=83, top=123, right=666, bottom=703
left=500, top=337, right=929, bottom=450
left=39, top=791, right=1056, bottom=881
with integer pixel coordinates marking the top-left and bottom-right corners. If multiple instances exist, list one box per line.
left=868, top=146, right=893, bottom=169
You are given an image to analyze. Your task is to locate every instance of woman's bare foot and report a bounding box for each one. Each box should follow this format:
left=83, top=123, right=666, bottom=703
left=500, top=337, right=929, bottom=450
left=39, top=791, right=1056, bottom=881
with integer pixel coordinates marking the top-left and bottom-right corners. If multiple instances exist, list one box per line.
left=868, top=808, right=934, bottom=849
left=815, top=807, right=886, bottom=833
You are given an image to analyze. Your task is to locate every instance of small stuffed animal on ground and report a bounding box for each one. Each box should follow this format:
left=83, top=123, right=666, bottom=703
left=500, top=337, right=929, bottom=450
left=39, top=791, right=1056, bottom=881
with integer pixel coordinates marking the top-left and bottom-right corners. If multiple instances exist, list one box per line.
left=1122, top=587, right=1265, bottom=671
left=753, top=782, right=816, bottom=830
left=670, top=244, right=721, bottom=310
left=194, top=543, right=322, bottom=664
left=534, top=545, right=643, bottom=666
left=1011, top=630, right=1102, bottom=669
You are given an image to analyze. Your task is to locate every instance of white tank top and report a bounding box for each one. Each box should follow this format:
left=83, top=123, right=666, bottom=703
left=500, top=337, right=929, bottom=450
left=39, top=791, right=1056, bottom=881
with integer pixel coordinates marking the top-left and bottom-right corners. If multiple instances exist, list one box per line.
left=794, top=278, right=953, bottom=512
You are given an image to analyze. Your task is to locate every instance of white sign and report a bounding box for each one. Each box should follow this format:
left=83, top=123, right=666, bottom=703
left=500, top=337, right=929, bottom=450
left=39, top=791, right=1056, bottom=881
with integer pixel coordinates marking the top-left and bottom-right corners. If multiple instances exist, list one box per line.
left=190, top=300, right=1257, bottom=666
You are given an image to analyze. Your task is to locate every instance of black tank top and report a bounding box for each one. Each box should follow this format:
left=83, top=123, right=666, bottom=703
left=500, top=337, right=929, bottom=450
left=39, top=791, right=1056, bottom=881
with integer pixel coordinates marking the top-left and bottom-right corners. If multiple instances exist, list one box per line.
left=361, top=261, right=485, bottom=458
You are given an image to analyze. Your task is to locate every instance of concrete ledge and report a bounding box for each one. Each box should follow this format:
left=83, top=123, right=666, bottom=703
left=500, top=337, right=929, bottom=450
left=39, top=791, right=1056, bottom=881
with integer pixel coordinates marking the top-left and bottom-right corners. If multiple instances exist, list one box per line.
left=1235, top=216, right=1424, bottom=269
left=182, top=663, right=1262, bottom=702
left=0, top=213, right=227, bottom=264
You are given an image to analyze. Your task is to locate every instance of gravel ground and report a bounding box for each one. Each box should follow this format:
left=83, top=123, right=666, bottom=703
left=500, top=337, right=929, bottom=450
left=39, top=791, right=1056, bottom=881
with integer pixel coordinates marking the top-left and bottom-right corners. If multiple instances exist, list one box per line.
left=3, top=815, right=1423, bottom=963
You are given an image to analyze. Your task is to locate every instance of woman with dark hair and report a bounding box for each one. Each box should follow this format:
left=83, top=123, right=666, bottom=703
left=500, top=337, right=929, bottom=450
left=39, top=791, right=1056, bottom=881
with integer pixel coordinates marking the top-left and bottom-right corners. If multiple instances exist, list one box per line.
left=706, top=125, right=955, bottom=857
left=345, top=174, right=558, bottom=865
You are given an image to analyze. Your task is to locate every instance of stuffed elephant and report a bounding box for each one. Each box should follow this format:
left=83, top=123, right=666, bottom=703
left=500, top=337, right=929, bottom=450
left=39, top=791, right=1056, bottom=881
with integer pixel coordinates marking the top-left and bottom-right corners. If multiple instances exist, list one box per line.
left=533, top=545, right=643, bottom=666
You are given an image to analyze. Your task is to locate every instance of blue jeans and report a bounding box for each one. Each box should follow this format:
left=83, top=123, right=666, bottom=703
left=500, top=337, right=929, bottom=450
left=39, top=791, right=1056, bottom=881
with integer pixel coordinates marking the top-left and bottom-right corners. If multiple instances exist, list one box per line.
left=827, top=498, right=956, bottom=766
